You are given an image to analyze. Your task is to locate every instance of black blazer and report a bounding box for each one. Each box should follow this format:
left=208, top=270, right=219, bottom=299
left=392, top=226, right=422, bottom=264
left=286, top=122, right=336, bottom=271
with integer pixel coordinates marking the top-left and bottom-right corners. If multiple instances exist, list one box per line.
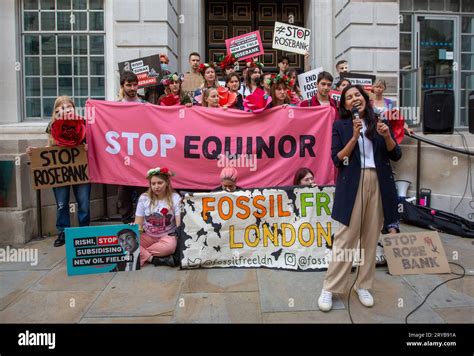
left=331, top=117, right=402, bottom=226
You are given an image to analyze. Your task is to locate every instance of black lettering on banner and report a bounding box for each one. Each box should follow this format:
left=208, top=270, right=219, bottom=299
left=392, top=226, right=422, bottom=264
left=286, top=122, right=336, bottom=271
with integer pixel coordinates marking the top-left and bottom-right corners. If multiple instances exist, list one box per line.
left=202, top=136, right=222, bottom=159
left=300, top=135, right=316, bottom=157
left=224, top=137, right=243, bottom=156
left=278, top=135, right=297, bottom=158
left=256, top=136, right=275, bottom=159
left=184, top=136, right=200, bottom=158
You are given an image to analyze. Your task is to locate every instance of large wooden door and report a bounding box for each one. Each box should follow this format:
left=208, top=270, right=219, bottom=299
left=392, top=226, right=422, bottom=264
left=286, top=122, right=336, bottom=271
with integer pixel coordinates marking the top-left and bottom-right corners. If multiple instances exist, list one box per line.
left=206, top=0, right=305, bottom=73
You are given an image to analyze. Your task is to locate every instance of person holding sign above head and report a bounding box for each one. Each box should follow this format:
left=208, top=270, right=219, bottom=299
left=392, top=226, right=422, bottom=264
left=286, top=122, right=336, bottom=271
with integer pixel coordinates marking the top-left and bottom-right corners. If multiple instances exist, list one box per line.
left=277, top=56, right=290, bottom=76
left=134, top=167, right=182, bottom=267
left=158, top=73, right=192, bottom=107
left=26, top=96, right=91, bottom=247
left=300, top=71, right=338, bottom=116
left=317, top=85, right=401, bottom=312
left=293, top=167, right=315, bottom=187
left=193, top=62, right=220, bottom=105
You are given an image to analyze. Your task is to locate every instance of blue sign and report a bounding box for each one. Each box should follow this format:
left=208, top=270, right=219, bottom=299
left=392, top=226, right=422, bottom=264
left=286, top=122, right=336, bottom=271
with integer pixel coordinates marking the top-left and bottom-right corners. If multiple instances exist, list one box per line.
left=65, top=224, right=140, bottom=276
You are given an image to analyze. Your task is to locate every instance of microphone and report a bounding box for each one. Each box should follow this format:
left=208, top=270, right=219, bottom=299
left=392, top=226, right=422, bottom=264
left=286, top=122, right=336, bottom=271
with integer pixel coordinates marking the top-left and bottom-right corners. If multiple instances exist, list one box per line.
left=351, top=106, right=362, bottom=134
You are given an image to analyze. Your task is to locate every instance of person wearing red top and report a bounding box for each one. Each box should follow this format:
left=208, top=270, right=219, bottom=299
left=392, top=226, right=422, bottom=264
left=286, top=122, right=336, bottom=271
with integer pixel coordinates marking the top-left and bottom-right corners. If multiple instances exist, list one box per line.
left=300, top=71, right=339, bottom=118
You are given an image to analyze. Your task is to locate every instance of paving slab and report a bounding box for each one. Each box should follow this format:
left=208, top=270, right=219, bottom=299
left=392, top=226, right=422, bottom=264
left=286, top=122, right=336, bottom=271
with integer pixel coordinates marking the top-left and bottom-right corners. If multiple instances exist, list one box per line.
left=433, top=306, right=474, bottom=323
left=263, top=310, right=351, bottom=323
left=0, top=270, right=46, bottom=310
left=181, top=268, right=258, bottom=293
left=0, top=290, right=99, bottom=323
left=340, top=270, right=445, bottom=323
left=401, top=274, right=474, bottom=309
left=256, top=269, right=345, bottom=312
left=85, top=266, right=187, bottom=318
left=80, top=315, right=173, bottom=323
left=31, top=260, right=115, bottom=292
left=0, top=238, right=64, bottom=271
left=172, top=292, right=261, bottom=323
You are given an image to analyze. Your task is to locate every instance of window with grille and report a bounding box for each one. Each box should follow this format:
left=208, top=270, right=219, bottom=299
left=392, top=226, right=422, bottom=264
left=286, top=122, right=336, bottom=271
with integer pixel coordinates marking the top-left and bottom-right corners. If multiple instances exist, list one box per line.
left=22, top=0, right=105, bottom=120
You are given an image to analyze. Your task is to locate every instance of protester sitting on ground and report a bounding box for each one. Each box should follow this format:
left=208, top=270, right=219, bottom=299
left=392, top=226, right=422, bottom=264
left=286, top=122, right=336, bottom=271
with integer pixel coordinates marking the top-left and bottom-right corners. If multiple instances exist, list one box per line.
left=225, top=73, right=244, bottom=110
left=158, top=73, right=192, bottom=107
left=194, top=62, right=220, bottom=105
left=213, top=168, right=241, bottom=192
left=26, top=96, right=91, bottom=248
left=201, top=87, right=220, bottom=108
left=287, top=69, right=303, bottom=104
left=134, top=167, right=181, bottom=267
left=293, top=167, right=315, bottom=186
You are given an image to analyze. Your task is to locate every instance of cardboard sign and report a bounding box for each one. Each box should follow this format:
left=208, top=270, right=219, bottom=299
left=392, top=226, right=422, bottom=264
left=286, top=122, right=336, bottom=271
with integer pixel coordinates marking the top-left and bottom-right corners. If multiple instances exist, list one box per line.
left=65, top=224, right=140, bottom=276
left=382, top=232, right=450, bottom=275
left=225, top=31, right=265, bottom=61
left=297, top=67, right=323, bottom=100
left=273, top=21, right=311, bottom=55
left=29, top=146, right=89, bottom=190
left=340, top=72, right=376, bottom=92
left=118, top=55, right=162, bottom=88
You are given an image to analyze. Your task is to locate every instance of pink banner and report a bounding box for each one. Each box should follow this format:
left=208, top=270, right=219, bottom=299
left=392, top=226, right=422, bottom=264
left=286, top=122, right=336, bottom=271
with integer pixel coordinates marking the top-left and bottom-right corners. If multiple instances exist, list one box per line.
left=85, top=100, right=336, bottom=189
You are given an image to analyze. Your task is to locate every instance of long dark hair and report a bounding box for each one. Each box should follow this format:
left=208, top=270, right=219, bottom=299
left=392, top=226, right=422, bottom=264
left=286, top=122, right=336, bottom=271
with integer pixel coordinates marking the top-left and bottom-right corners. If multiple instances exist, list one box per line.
left=339, top=85, right=377, bottom=140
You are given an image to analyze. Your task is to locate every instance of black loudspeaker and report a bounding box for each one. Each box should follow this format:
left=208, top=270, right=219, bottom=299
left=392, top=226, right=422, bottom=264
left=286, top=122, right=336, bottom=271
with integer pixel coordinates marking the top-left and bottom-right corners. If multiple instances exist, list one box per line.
left=469, top=91, right=474, bottom=134
left=423, top=89, right=454, bottom=134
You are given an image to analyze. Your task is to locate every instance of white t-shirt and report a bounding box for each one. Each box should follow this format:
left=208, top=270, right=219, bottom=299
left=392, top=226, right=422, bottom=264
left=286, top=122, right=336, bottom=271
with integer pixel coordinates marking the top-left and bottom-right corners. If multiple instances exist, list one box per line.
left=135, top=192, right=181, bottom=238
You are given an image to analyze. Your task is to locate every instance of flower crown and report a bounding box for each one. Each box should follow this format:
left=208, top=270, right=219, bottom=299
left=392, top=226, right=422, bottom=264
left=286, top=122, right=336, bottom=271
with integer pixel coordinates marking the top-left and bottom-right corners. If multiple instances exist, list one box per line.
left=198, top=62, right=216, bottom=75
left=245, top=58, right=264, bottom=70
left=218, top=53, right=237, bottom=70
left=160, top=73, right=183, bottom=86
left=272, top=74, right=295, bottom=87
left=146, top=167, right=175, bottom=179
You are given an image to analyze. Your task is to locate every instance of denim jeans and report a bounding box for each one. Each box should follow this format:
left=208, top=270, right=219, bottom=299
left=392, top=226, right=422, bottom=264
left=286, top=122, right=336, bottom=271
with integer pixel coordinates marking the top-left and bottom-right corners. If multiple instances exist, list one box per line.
left=52, top=183, right=91, bottom=233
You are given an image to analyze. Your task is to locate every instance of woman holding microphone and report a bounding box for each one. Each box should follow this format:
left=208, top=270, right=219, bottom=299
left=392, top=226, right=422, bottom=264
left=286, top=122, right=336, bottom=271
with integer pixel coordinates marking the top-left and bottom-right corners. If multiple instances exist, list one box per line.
left=317, top=85, right=401, bottom=311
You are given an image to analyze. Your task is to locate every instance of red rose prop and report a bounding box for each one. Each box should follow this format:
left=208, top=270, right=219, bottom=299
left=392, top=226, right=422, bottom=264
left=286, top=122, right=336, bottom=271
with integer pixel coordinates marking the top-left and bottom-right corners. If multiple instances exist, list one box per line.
left=160, top=207, right=169, bottom=215
left=217, top=87, right=237, bottom=107
left=160, top=167, right=169, bottom=174
left=385, top=108, right=405, bottom=144
left=160, top=94, right=180, bottom=106
left=243, top=88, right=272, bottom=113
left=50, top=115, right=86, bottom=147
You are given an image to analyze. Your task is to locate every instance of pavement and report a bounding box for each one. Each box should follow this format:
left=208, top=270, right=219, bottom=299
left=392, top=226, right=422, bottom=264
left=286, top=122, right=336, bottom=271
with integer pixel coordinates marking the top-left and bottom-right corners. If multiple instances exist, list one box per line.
left=0, top=223, right=473, bottom=324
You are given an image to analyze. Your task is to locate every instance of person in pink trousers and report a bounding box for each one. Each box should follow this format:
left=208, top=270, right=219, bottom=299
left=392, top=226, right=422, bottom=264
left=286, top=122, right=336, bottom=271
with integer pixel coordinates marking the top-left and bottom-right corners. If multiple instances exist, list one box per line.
left=133, top=167, right=182, bottom=267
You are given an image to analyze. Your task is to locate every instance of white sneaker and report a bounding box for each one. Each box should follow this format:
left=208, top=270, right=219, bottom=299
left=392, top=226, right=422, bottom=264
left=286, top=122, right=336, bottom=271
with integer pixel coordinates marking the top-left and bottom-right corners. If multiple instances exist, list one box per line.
left=318, top=289, right=333, bottom=312
left=356, top=288, right=374, bottom=307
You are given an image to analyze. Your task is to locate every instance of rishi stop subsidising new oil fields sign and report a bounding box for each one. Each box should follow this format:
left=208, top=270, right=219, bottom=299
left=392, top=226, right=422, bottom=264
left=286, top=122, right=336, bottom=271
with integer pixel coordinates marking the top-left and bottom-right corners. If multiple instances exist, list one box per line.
left=178, top=186, right=341, bottom=271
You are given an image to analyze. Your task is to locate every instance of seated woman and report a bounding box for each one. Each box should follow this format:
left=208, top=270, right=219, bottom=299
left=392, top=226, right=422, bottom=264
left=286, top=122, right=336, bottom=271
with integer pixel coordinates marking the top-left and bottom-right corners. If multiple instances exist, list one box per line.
left=213, top=168, right=241, bottom=192
left=225, top=73, right=244, bottom=110
left=134, top=167, right=182, bottom=267
left=293, top=167, right=315, bottom=186
left=158, top=73, right=192, bottom=107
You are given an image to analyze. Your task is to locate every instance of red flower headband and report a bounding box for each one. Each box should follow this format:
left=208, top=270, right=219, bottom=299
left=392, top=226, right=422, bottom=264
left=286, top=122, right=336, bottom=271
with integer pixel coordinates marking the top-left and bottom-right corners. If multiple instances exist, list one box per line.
left=198, top=62, right=216, bottom=76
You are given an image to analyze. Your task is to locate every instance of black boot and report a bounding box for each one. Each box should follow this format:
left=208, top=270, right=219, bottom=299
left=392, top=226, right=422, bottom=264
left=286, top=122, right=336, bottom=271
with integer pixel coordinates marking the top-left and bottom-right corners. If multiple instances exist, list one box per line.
left=151, top=255, right=178, bottom=267
left=54, top=232, right=65, bottom=247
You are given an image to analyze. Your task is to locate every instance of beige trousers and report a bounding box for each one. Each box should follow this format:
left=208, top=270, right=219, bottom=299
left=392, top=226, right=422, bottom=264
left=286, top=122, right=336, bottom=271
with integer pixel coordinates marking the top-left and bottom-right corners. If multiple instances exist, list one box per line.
left=323, top=169, right=384, bottom=293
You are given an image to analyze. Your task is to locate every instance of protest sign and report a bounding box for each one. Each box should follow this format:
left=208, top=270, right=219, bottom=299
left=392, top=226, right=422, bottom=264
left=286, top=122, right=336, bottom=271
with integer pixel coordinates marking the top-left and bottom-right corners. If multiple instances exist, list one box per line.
left=382, top=231, right=450, bottom=275
left=340, top=72, right=376, bottom=92
left=297, top=67, right=323, bottom=100
left=29, top=145, right=89, bottom=190
left=65, top=224, right=140, bottom=276
left=178, top=187, right=386, bottom=271
left=329, top=90, right=341, bottom=105
left=85, top=100, right=337, bottom=189
left=273, top=21, right=311, bottom=55
left=118, top=55, right=162, bottom=88
left=225, top=31, right=265, bottom=61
